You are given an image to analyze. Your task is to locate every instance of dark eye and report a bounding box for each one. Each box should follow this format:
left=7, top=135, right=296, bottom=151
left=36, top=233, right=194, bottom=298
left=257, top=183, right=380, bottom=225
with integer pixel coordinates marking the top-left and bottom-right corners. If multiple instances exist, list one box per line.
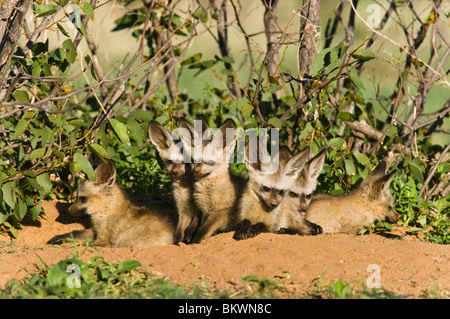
left=205, top=160, right=214, bottom=165
left=278, top=190, right=284, bottom=195
left=78, top=196, right=88, bottom=203
left=388, top=205, right=393, bottom=210
left=306, top=194, right=312, bottom=200
left=289, top=191, right=299, bottom=198
left=262, top=186, right=270, bottom=192
left=167, top=160, right=174, bottom=164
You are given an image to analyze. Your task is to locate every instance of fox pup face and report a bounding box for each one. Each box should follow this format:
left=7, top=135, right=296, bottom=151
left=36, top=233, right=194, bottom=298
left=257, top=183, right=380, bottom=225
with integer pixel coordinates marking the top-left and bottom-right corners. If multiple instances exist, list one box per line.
left=149, top=121, right=190, bottom=180
left=247, top=144, right=310, bottom=211
left=69, top=160, right=117, bottom=216
left=288, top=150, right=326, bottom=214
left=179, top=118, right=237, bottom=179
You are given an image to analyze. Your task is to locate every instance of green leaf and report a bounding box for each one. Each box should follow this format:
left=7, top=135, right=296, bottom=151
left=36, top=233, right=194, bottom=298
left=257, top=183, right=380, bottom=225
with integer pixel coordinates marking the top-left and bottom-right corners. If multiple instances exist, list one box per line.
left=352, top=49, right=375, bottom=61
left=0, top=212, right=9, bottom=225
left=353, top=152, right=371, bottom=167
left=12, top=118, right=28, bottom=139
left=35, top=4, right=57, bottom=17
left=193, top=8, right=205, bottom=19
left=53, top=48, right=66, bottom=61
left=348, top=68, right=365, bottom=91
left=63, top=39, right=77, bottom=63
left=344, top=159, right=356, bottom=175
left=181, top=53, right=202, bottom=66
left=268, top=117, right=282, bottom=129
left=2, top=182, right=15, bottom=210
left=57, top=23, right=70, bottom=37
left=127, top=118, right=143, bottom=145
left=409, top=162, right=424, bottom=185
left=337, top=112, right=355, bottom=122
left=88, top=143, right=110, bottom=159
left=82, top=2, right=94, bottom=19
left=74, top=153, right=96, bottom=181
left=14, top=198, right=27, bottom=220
left=267, top=85, right=282, bottom=93
left=310, top=47, right=332, bottom=77
left=29, top=148, right=46, bottom=160
left=109, top=119, right=130, bottom=145
left=155, top=115, right=168, bottom=125
left=117, top=260, right=142, bottom=273
left=12, top=90, right=30, bottom=103
left=36, top=173, right=52, bottom=194
left=328, top=137, right=346, bottom=149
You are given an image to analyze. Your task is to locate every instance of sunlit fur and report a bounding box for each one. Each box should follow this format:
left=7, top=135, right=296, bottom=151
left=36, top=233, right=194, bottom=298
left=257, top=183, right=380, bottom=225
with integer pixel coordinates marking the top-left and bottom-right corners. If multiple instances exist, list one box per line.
left=305, top=161, right=399, bottom=234
left=179, top=118, right=245, bottom=243
left=233, top=144, right=310, bottom=240
left=65, top=160, right=176, bottom=247
left=149, top=120, right=200, bottom=244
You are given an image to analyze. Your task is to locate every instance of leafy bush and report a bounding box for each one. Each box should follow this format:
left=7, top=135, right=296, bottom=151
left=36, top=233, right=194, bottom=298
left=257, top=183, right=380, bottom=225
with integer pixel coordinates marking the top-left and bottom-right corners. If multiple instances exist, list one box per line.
left=0, top=255, right=205, bottom=299
left=0, top=0, right=448, bottom=243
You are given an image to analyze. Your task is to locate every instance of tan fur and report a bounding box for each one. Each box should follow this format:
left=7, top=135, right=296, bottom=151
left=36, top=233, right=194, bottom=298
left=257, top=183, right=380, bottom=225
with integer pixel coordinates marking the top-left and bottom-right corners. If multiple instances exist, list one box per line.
left=50, top=161, right=176, bottom=247
left=233, top=144, right=310, bottom=240
left=277, top=150, right=326, bottom=235
left=149, top=120, right=200, bottom=244
left=180, top=118, right=245, bottom=243
left=305, top=161, right=399, bottom=234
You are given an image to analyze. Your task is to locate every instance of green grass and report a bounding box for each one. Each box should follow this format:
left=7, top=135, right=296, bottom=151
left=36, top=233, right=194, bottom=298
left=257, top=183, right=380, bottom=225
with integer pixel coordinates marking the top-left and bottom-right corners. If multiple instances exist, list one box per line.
left=0, top=253, right=413, bottom=299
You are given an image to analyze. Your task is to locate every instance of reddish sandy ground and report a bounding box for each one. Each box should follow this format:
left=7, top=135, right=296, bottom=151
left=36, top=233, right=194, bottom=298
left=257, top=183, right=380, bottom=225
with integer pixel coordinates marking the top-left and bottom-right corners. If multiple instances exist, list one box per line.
left=0, top=200, right=449, bottom=298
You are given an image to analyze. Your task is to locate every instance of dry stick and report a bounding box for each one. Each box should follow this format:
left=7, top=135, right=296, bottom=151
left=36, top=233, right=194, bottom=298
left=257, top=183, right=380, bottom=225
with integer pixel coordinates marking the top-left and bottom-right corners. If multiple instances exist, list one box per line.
left=420, top=143, right=450, bottom=197
left=118, top=10, right=199, bottom=119
left=348, top=0, right=443, bottom=79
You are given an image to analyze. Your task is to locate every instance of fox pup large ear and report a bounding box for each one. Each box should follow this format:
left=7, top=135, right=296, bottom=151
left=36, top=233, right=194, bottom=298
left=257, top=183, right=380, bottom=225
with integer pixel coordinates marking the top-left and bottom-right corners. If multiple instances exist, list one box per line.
left=282, top=146, right=310, bottom=177
left=95, top=159, right=116, bottom=187
left=304, top=149, right=326, bottom=179
left=148, top=121, right=174, bottom=151
left=211, top=118, right=237, bottom=150
left=369, top=170, right=396, bottom=199
left=278, top=146, right=292, bottom=167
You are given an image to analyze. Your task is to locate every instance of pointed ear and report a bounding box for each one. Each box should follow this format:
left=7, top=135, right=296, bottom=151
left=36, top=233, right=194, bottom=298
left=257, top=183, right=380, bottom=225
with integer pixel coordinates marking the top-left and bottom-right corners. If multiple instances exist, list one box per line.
left=212, top=118, right=237, bottom=149
left=278, top=146, right=292, bottom=167
left=177, top=117, right=195, bottom=148
left=148, top=121, right=173, bottom=152
left=304, top=149, right=326, bottom=179
left=283, top=146, right=310, bottom=176
left=361, top=161, right=389, bottom=187
left=370, top=161, right=387, bottom=177
left=369, top=170, right=396, bottom=199
left=95, top=160, right=116, bottom=187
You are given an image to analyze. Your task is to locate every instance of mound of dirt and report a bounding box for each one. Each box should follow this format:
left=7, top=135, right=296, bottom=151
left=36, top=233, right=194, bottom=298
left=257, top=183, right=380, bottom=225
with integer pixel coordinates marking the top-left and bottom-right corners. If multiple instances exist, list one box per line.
left=0, top=200, right=449, bottom=298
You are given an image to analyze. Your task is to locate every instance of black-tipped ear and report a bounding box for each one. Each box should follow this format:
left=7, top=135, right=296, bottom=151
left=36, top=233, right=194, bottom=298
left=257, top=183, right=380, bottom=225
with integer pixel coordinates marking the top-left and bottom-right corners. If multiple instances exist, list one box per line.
left=95, top=159, right=116, bottom=187
left=371, top=161, right=387, bottom=177
left=148, top=121, right=173, bottom=151
left=283, top=146, right=310, bottom=176
left=213, top=118, right=237, bottom=149
left=369, top=170, right=396, bottom=199
left=305, top=149, right=326, bottom=179
left=278, top=146, right=292, bottom=166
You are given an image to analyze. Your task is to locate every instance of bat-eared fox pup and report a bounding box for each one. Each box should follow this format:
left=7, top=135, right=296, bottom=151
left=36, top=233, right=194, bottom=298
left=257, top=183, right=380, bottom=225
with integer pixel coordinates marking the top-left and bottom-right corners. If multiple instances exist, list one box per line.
left=149, top=120, right=201, bottom=244
left=233, top=140, right=311, bottom=240
left=305, top=161, right=399, bottom=234
left=179, top=117, right=245, bottom=244
left=277, top=149, right=326, bottom=236
left=48, top=160, right=176, bottom=248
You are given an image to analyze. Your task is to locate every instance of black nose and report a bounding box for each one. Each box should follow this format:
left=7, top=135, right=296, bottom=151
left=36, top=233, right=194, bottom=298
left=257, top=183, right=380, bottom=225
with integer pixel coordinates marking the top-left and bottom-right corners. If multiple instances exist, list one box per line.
left=172, top=170, right=178, bottom=176
left=270, top=202, right=277, bottom=208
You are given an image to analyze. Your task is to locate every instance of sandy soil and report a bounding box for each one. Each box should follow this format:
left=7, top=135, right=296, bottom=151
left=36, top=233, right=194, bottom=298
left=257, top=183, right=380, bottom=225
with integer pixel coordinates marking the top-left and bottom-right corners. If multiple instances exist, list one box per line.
left=0, top=200, right=449, bottom=298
